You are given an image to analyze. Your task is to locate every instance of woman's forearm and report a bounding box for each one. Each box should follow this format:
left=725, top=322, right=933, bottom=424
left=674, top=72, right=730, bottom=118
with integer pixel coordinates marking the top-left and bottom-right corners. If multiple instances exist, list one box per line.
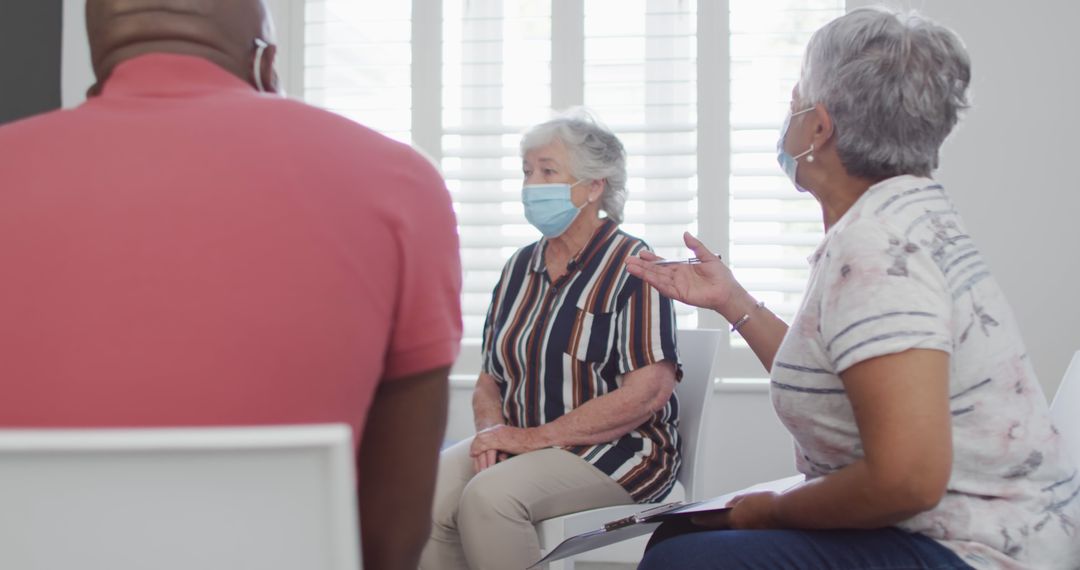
left=537, top=363, right=675, bottom=447
left=472, top=373, right=505, bottom=431
left=715, top=289, right=789, bottom=373
left=775, top=460, right=942, bottom=530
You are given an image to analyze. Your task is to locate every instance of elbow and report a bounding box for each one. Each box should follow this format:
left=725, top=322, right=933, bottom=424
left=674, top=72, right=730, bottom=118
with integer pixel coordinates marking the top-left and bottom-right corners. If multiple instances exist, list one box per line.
left=643, top=388, right=669, bottom=412
left=642, top=385, right=673, bottom=415
left=873, top=465, right=950, bottom=519
left=900, top=476, right=947, bottom=514
left=645, top=364, right=679, bottom=414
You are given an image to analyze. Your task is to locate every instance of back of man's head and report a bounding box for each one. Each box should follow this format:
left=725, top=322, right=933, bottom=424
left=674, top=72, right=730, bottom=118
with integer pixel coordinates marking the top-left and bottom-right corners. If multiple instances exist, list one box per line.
left=85, top=0, right=277, bottom=95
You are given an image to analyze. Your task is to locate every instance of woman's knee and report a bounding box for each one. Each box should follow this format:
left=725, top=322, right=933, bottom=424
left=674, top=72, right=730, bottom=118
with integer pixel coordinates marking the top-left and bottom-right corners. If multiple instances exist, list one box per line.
left=639, top=536, right=696, bottom=570
left=639, top=531, right=758, bottom=570
left=430, top=441, right=476, bottom=530
left=457, top=470, right=529, bottom=527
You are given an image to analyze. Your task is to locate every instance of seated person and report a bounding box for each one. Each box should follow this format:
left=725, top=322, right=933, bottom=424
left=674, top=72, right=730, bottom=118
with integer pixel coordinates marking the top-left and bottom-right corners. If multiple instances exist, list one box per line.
left=627, top=7, right=1080, bottom=570
left=0, top=2, right=461, bottom=569
left=419, top=112, right=682, bottom=570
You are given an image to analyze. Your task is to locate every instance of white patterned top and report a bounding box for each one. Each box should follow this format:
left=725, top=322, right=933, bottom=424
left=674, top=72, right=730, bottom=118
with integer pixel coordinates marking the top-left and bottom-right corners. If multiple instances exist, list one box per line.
left=771, top=175, right=1080, bottom=569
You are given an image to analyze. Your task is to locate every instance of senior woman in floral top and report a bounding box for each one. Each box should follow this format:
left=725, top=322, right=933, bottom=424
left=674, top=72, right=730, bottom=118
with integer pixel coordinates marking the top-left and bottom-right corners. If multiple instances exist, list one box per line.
left=628, top=7, right=1079, bottom=570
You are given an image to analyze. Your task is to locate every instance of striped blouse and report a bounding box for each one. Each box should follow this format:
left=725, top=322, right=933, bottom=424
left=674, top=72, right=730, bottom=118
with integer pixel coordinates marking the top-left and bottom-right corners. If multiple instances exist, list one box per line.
left=481, top=220, right=681, bottom=503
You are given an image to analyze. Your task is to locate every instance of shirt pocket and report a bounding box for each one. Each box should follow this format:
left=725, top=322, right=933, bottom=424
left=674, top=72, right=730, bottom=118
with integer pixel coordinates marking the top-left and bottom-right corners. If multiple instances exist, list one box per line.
left=566, top=297, right=614, bottom=363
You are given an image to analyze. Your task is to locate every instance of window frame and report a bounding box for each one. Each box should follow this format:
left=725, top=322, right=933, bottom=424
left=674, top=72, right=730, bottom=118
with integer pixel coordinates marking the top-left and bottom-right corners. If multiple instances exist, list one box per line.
left=284, top=0, right=776, bottom=381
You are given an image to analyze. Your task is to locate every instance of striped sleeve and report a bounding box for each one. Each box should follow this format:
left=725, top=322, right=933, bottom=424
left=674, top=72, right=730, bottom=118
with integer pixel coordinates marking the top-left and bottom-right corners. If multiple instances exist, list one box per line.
left=480, top=255, right=513, bottom=379
left=819, top=218, right=953, bottom=373
left=480, top=281, right=499, bottom=377
left=613, top=245, right=680, bottom=376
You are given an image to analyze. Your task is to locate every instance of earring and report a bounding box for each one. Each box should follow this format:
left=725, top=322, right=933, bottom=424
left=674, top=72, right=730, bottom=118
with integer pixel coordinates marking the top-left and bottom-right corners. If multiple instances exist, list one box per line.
left=806, top=144, right=815, bottom=163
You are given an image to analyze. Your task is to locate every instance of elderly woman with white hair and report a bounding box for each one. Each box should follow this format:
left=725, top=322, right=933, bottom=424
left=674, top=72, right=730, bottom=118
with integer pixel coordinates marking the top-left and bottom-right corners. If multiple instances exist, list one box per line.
left=628, top=7, right=1079, bottom=570
left=419, top=112, right=681, bottom=570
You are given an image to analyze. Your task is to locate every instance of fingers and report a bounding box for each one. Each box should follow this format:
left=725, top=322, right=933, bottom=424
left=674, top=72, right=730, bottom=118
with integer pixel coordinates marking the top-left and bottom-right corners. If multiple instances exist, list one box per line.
left=637, top=250, right=663, bottom=262
left=469, top=437, right=483, bottom=457
left=683, top=232, right=720, bottom=261
left=474, top=449, right=499, bottom=473
left=625, top=262, right=681, bottom=299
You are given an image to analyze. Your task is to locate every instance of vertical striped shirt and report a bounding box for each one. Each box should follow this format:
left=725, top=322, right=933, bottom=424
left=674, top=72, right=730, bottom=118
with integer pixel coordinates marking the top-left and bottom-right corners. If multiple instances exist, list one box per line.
left=481, top=220, right=681, bottom=503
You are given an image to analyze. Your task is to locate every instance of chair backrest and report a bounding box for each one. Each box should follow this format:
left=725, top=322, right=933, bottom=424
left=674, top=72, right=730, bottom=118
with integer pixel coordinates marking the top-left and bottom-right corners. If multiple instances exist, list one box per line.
left=674, top=328, right=723, bottom=501
left=0, top=424, right=360, bottom=570
left=1052, top=351, right=1080, bottom=462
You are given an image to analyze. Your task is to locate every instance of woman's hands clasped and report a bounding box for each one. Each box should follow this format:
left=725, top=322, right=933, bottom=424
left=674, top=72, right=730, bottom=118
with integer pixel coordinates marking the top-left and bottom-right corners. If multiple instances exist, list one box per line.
left=470, top=425, right=549, bottom=472
left=624, top=232, right=742, bottom=313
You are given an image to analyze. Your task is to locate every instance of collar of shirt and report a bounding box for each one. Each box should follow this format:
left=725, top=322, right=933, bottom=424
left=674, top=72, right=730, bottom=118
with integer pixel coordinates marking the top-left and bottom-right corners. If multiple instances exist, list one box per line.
left=95, top=53, right=256, bottom=100
left=528, top=218, right=618, bottom=276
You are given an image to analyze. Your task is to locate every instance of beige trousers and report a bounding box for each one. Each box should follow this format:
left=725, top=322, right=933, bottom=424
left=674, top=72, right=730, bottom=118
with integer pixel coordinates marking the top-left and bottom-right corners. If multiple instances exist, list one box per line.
left=418, top=437, right=634, bottom=570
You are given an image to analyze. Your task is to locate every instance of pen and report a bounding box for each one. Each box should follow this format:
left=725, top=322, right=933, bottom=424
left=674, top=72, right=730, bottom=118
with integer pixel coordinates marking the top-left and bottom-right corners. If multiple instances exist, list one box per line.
left=654, top=257, right=705, bottom=266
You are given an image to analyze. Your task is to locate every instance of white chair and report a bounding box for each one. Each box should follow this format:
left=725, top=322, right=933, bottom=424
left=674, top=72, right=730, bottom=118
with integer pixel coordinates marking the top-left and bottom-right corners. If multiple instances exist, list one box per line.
left=0, top=424, right=361, bottom=570
left=535, top=328, right=723, bottom=569
left=1051, top=350, right=1080, bottom=461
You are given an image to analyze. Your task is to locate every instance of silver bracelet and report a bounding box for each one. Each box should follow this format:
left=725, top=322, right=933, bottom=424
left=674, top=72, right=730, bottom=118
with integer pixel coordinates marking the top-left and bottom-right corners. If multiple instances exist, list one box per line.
left=730, top=301, right=766, bottom=333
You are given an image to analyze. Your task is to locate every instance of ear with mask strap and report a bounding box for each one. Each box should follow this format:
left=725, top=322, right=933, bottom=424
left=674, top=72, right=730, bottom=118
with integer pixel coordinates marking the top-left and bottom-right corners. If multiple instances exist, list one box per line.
left=253, top=38, right=270, bottom=93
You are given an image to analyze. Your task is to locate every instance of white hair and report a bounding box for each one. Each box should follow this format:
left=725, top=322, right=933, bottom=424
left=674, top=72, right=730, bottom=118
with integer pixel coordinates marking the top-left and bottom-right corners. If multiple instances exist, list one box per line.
left=799, top=6, right=972, bottom=179
left=520, top=109, right=628, bottom=223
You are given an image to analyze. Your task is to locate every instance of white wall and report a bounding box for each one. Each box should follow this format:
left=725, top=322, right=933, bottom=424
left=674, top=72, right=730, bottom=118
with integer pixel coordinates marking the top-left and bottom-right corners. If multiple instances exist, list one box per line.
left=845, top=1, right=1080, bottom=399
left=696, top=0, right=1080, bottom=502
left=702, top=0, right=1080, bottom=501
left=60, top=0, right=92, bottom=107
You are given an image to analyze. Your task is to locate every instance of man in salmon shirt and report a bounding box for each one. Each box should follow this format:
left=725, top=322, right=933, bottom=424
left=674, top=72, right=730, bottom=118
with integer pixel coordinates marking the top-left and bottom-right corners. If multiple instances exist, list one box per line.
left=0, top=1, right=462, bottom=569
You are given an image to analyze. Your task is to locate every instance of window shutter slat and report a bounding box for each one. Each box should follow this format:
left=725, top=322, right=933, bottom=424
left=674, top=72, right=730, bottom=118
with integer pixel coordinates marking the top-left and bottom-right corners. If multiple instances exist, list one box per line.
left=728, top=0, right=843, bottom=324
left=303, top=0, right=845, bottom=343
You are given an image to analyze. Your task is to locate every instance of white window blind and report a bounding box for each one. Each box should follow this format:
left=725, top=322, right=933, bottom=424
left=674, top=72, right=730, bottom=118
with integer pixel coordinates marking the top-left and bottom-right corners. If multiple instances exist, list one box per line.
left=303, top=0, right=412, bottom=143
left=296, top=0, right=845, bottom=370
left=584, top=0, right=699, bottom=330
left=728, top=0, right=843, bottom=324
left=442, top=0, right=552, bottom=339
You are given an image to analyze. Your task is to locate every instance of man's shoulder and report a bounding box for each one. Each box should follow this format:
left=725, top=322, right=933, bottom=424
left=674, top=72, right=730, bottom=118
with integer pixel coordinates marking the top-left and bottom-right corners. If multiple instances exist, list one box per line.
left=0, top=106, right=79, bottom=142
left=258, top=98, right=444, bottom=185
left=268, top=98, right=407, bottom=150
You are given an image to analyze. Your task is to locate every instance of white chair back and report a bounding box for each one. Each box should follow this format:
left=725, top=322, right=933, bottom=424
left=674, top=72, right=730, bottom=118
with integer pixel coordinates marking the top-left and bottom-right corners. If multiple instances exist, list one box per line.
left=0, top=424, right=361, bottom=570
left=534, top=329, right=723, bottom=569
left=673, top=328, right=723, bottom=501
left=1052, top=351, right=1080, bottom=462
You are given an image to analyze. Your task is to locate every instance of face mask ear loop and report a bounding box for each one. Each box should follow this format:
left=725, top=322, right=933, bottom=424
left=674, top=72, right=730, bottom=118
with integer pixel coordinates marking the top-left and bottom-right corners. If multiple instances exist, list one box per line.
left=793, top=144, right=815, bottom=163
left=253, top=38, right=269, bottom=93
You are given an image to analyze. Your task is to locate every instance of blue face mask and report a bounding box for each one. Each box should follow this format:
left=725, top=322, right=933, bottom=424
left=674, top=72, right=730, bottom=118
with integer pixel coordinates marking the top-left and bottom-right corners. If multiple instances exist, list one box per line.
left=522, top=181, right=585, bottom=238
left=777, top=106, right=815, bottom=192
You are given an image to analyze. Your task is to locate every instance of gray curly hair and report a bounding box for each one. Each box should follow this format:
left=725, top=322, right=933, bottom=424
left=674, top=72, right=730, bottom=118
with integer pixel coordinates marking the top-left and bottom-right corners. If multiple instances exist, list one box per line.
left=519, top=109, right=628, bottom=224
left=798, top=7, right=972, bottom=179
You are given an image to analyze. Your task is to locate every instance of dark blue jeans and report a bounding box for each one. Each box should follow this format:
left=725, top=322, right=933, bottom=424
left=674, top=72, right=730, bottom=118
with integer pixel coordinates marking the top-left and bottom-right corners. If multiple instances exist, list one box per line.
left=638, top=522, right=972, bottom=570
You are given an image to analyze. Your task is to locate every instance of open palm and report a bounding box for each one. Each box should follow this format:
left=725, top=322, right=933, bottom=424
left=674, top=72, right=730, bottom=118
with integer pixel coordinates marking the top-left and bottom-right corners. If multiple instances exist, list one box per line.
left=625, top=232, right=741, bottom=312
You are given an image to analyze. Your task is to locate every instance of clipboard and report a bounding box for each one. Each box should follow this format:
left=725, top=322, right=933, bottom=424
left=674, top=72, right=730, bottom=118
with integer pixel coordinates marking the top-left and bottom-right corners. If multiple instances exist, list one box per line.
left=530, top=474, right=805, bottom=568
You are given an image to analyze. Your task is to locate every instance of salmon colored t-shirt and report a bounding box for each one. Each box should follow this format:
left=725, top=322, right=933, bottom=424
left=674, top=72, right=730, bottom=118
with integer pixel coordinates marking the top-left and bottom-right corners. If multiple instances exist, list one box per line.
left=0, top=54, right=462, bottom=445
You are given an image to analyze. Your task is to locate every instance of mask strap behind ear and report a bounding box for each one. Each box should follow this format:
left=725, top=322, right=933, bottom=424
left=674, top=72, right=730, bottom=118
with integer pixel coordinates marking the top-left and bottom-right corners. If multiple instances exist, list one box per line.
left=253, top=38, right=269, bottom=93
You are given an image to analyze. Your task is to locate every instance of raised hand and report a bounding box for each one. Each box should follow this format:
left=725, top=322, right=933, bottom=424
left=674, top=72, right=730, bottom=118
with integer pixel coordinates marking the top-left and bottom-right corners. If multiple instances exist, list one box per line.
left=625, top=232, right=743, bottom=314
